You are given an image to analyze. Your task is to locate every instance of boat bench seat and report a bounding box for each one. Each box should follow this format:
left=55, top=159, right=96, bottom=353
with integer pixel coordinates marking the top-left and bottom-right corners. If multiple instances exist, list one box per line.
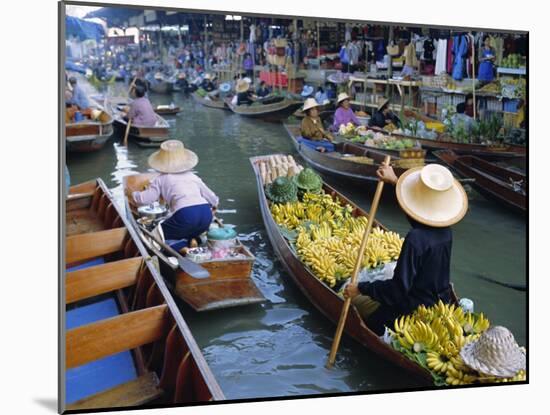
left=67, top=372, right=163, bottom=411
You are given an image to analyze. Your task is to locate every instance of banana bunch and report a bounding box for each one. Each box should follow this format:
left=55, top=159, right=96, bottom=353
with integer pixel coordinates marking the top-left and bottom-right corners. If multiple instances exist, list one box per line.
left=397, top=320, right=439, bottom=353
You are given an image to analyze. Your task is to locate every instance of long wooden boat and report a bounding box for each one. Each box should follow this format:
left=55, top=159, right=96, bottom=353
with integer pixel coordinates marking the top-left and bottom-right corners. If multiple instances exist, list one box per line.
left=112, top=111, right=170, bottom=147
left=64, top=179, right=224, bottom=412
left=284, top=123, right=409, bottom=184
left=66, top=109, right=114, bottom=153
left=122, top=173, right=266, bottom=312
left=147, top=79, right=176, bottom=94
left=225, top=97, right=303, bottom=120
left=433, top=150, right=526, bottom=213
left=191, top=92, right=228, bottom=110
left=249, top=155, right=435, bottom=383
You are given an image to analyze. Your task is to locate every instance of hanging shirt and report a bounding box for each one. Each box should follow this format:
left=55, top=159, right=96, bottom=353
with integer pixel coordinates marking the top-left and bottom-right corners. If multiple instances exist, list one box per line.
left=127, top=97, right=157, bottom=127
left=451, top=35, right=469, bottom=80
left=315, top=90, right=328, bottom=104
left=332, top=107, right=360, bottom=130
left=133, top=171, right=219, bottom=213
left=358, top=219, right=453, bottom=319
left=434, top=38, right=447, bottom=75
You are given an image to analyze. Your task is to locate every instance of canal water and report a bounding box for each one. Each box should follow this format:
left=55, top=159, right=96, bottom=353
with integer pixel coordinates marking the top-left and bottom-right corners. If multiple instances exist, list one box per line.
left=67, top=83, right=527, bottom=400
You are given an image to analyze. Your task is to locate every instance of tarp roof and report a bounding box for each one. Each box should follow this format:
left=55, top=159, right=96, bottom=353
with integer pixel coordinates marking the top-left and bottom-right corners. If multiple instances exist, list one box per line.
left=66, top=15, right=106, bottom=40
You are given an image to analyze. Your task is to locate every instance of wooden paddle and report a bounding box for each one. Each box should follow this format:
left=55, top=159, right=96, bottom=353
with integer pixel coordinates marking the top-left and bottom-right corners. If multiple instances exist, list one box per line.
left=138, top=224, right=210, bottom=279
left=123, top=119, right=132, bottom=147
left=327, top=155, right=391, bottom=368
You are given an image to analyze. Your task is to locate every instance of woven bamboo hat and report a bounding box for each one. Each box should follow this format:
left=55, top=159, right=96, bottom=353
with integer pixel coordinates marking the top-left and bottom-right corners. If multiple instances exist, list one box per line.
left=337, top=92, right=351, bottom=105
left=236, top=79, right=250, bottom=93
left=154, top=72, right=163, bottom=80
left=302, top=98, right=320, bottom=112
left=148, top=140, right=198, bottom=173
left=396, top=164, right=468, bottom=227
left=204, top=73, right=211, bottom=80
left=460, top=326, right=526, bottom=378
left=377, top=97, right=390, bottom=111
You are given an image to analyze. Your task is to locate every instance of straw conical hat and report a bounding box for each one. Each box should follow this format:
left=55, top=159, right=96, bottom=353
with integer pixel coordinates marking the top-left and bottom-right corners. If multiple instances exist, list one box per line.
left=460, top=326, right=526, bottom=378
left=148, top=140, right=198, bottom=173
left=377, top=97, right=390, bottom=111
left=302, top=98, right=320, bottom=112
left=396, top=164, right=468, bottom=227
left=301, top=85, right=314, bottom=97
left=154, top=72, right=163, bottom=80
left=204, top=73, right=211, bottom=80
left=337, top=92, right=351, bottom=105
left=236, top=79, right=250, bottom=93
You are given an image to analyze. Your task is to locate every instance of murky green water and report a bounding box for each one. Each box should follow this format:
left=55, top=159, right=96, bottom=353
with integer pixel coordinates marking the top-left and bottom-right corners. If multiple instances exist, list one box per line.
left=67, top=82, right=526, bottom=400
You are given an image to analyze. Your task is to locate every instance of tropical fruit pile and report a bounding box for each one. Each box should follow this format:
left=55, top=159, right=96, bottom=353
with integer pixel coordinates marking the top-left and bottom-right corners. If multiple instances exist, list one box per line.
left=270, top=190, right=404, bottom=288
left=258, top=154, right=303, bottom=186
left=389, top=301, right=526, bottom=385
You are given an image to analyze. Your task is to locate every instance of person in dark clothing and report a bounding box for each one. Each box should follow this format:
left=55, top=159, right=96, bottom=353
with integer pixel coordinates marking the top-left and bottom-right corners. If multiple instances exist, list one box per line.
left=235, top=79, right=256, bottom=106
left=369, top=98, right=401, bottom=129
left=456, top=93, right=474, bottom=117
left=256, top=81, right=271, bottom=98
left=344, top=163, right=468, bottom=335
left=201, top=74, right=216, bottom=92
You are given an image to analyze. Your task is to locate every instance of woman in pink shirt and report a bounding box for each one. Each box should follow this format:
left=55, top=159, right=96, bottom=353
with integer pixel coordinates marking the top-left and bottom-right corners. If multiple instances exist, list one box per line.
left=332, top=92, right=360, bottom=131
left=132, top=140, right=219, bottom=244
left=126, top=84, right=157, bottom=127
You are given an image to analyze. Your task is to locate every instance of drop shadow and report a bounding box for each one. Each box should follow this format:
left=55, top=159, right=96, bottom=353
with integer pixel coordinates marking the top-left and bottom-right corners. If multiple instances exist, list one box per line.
left=34, top=398, right=57, bottom=413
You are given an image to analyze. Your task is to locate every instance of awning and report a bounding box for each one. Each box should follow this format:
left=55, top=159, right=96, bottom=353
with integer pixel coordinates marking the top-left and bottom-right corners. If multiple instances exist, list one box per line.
left=66, top=16, right=105, bottom=40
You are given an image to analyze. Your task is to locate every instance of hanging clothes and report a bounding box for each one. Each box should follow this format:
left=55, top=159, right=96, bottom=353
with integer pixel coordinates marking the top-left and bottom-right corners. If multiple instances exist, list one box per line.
left=452, top=35, right=468, bottom=80
left=423, top=38, right=435, bottom=62
left=435, top=38, right=447, bottom=75
left=446, top=36, right=454, bottom=74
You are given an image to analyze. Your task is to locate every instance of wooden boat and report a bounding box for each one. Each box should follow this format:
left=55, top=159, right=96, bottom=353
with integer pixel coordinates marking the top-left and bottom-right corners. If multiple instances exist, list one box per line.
left=249, top=154, right=437, bottom=383
left=88, top=73, right=117, bottom=88
left=66, top=109, right=114, bottom=153
left=334, top=133, right=426, bottom=160
left=147, top=79, right=176, bottom=94
left=433, top=150, right=526, bottom=213
left=65, top=179, right=224, bottom=411
left=284, top=123, right=410, bottom=184
left=112, top=111, right=170, bottom=147
left=122, top=173, right=266, bottom=312
left=154, top=105, right=182, bottom=116
left=225, top=96, right=303, bottom=120
left=191, top=92, right=228, bottom=110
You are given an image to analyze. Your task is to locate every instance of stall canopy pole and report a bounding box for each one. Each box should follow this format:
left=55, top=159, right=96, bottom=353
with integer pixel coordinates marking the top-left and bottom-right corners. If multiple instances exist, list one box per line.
left=293, top=19, right=299, bottom=94
left=204, top=16, right=208, bottom=71
left=317, top=21, right=320, bottom=59
left=387, top=26, right=394, bottom=98
left=470, top=32, right=477, bottom=120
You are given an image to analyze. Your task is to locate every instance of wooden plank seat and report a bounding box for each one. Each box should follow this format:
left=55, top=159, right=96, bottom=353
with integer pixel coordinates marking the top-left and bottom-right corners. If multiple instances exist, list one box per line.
left=67, top=371, right=163, bottom=411
left=66, top=208, right=106, bottom=236
left=66, top=227, right=128, bottom=267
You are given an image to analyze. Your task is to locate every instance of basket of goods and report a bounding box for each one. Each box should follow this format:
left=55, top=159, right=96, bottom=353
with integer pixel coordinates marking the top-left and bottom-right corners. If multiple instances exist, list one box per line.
left=265, top=176, right=298, bottom=204
left=294, top=168, right=323, bottom=195
left=388, top=301, right=526, bottom=386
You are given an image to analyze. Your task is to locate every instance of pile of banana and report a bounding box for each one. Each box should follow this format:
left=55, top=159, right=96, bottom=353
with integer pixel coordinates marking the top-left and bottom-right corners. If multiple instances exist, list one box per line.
left=270, top=191, right=404, bottom=287
left=390, top=301, right=526, bottom=385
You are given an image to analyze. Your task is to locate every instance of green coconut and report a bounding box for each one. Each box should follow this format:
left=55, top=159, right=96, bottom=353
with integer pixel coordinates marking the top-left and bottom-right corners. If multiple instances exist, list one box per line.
left=265, top=176, right=298, bottom=204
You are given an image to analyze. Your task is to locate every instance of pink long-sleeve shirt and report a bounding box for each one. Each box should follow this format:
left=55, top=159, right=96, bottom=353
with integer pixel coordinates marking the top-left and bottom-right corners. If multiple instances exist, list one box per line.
left=128, top=97, right=157, bottom=127
left=132, top=172, right=219, bottom=213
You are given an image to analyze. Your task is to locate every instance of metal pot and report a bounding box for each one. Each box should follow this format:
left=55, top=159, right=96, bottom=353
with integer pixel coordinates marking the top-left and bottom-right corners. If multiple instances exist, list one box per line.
left=137, top=202, right=168, bottom=220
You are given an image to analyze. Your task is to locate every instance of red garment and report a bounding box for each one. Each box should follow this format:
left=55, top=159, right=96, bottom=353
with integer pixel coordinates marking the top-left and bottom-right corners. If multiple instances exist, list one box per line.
left=447, top=37, right=454, bottom=73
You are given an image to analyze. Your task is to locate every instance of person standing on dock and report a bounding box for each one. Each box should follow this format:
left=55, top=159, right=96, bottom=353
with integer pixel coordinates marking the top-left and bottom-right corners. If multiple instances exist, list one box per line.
left=343, top=164, right=468, bottom=335
left=124, top=84, right=157, bottom=127
left=130, top=140, right=219, bottom=247
left=67, top=77, right=90, bottom=110
left=332, top=92, right=360, bottom=131
left=299, top=98, right=334, bottom=152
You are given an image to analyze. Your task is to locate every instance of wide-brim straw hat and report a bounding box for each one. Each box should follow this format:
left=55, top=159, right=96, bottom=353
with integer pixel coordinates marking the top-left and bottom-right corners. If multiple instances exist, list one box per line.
left=148, top=140, right=198, bottom=173
left=236, top=79, right=250, bottom=93
left=337, top=92, right=351, bottom=105
left=302, top=97, right=320, bottom=112
left=460, top=326, right=526, bottom=378
left=377, top=97, right=390, bottom=111
left=396, top=164, right=468, bottom=227
left=154, top=72, right=163, bottom=80
left=204, top=73, right=211, bottom=80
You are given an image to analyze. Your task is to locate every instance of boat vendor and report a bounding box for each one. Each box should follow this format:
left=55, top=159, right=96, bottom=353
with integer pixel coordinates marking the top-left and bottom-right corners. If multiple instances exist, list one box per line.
left=201, top=73, right=216, bottom=92
left=124, top=84, right=157, bottom=127
left=456, top=93, right=475, bottom=117
left=236, top=79, right=257, bottom=106
left=130, top=140, right=219, bottom=245
left=332, top=92, right=360, bottom=131
left=256, top=80, right=271, bottom=98
left=343, top=163, right=468, bottom=335
left=368, top=97, right=401, bottom=129
left=478, top=35, right=496, bottom=83
left=300, top=98, right=335, bottom=152
left=67, top=77, right=90, bottom=110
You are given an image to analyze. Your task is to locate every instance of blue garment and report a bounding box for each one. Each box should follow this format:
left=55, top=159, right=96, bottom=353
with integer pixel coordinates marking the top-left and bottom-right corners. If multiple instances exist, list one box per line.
left=315, top=91, right=328, bottom=104
left=451, top=35, right=468, bottom=81
left=478, top=47, right=495, bottom=82
left=161, top=203, right=212, bottom=242
left=298, top=137, right=335, bottom=152
left=339, top=46, right=349, bottom=64
left=70, top=84, right=90, bottom=109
